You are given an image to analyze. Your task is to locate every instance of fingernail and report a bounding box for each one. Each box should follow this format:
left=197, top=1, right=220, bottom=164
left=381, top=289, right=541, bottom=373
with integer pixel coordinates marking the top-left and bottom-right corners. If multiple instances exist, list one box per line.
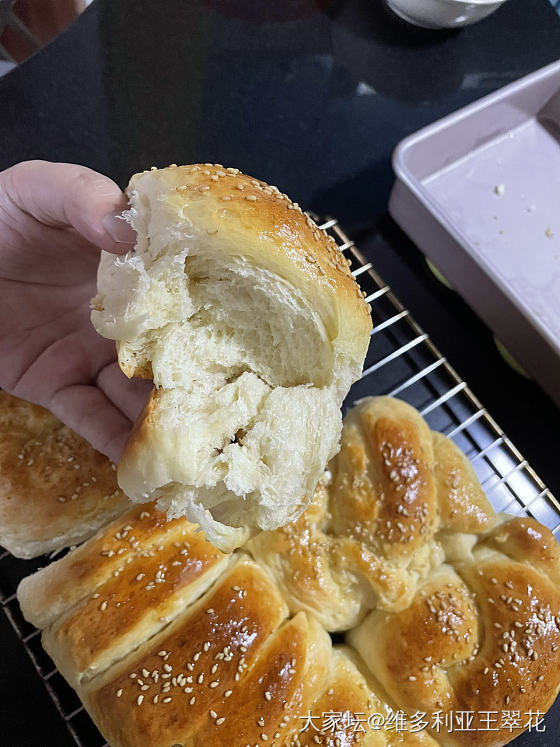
left=102, top=212, right=136, bottom=245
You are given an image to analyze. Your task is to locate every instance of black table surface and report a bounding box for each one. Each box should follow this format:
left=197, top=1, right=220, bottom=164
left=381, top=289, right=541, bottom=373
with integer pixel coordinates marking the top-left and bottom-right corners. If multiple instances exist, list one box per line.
left=1, top=0, right=560, bottom=745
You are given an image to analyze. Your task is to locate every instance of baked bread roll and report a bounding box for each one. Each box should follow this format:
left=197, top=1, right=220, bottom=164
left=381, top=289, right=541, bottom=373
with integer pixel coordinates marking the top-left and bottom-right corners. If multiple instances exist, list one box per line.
left=90, top=164, right=372, bottom=551
left=0, top=390, right=129, bottom=558
left=17, top=501, right=229, bottom=637
left=247, top=396, right=496, bottom=630
left=298, top=646, right=438, bottom=746
left=349, top=516, right=560, bottom=746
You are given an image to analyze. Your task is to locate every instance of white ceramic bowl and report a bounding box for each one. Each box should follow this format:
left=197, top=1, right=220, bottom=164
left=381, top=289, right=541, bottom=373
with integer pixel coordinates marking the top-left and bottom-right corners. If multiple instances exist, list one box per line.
left=386, top=0, right=509, bottom=29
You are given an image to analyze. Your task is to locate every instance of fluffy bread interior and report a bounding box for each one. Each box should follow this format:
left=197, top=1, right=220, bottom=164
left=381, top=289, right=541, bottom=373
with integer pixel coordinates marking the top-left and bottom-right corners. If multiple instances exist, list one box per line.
left=91, top=165, right=371, bottom=551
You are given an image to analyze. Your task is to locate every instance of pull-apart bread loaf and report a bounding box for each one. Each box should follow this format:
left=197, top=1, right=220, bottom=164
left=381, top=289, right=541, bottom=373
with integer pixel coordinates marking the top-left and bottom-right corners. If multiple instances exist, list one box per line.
left=17, top=395, right=560, bottom=746
left=91, top=164, right=372, bottom=552
left=0, top=390, right=129, bottom=558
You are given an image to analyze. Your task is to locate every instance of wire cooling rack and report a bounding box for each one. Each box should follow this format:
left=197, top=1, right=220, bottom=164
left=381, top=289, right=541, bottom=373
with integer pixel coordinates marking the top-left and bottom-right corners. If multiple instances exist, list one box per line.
left=1, top=215, right=559, bottom=747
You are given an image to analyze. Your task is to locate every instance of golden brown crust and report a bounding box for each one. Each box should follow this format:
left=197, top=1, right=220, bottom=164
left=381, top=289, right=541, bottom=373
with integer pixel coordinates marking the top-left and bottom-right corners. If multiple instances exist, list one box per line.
left=247, top=478, right=417, bottom=631
left=350, top=517, right=560, bottom=747
left=481, top=516, right=560, bottom=585
left=248, top=397, right=447, bottom=629
left=432, top=432, right=496, bottom=534
left=330, top=398, right=438, bottom=560
left=190, top=613, right=330, bottom=747
left=297, top=647, right=438, bottom=746
left=84, top=559, right=302, bottom=747
left=0, top=391, right=129, bottom=558
left=123, top=164, right=372, bottom=372
left=17, top=502, right=206, bottom=629
left=44, top=522, right=229, bottom=686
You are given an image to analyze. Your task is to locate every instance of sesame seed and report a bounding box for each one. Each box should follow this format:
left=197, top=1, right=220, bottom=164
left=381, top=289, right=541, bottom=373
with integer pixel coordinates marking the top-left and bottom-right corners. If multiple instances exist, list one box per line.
left=209, top=681, right=219, bottom=688
left=116, top=689, right=123, bottom=698
left=224, top=690, right=232, bottom=697
left=142, top=669, right=150, bottom=678
left=158, top=651, right=167, bottom=657
left=216, top=717, right=226, bottom=726
left=408, top=675, right=417, bottom=681
left=206, top=608, right=214, bottom=614
left=100, top=601, right=107, bottom=611
left=264, top=691, right=272, bottom=701
left=162, top=697, right=172, bottom=703
left=137, top=695, right=144, bottom=706
left=189, top=696, right=196, bottom=705
left=246, top=194, right=257, bottom=201
left=210, top=710, right=217, bottom=719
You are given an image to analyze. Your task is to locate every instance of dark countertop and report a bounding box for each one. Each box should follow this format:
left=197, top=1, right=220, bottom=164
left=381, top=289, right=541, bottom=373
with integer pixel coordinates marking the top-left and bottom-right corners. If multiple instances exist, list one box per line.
left=1, top=0, right=559, bottom=745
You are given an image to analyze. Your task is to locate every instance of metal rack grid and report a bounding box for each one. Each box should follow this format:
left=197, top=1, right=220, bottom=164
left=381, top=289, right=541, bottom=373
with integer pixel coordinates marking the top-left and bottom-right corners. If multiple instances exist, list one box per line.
left=1, top=215, right=559, bottom=747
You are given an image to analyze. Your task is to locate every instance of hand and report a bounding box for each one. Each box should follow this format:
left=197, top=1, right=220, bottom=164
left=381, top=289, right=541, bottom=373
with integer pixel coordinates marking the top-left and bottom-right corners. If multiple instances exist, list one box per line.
left=0, top=160, right=152, bottom=462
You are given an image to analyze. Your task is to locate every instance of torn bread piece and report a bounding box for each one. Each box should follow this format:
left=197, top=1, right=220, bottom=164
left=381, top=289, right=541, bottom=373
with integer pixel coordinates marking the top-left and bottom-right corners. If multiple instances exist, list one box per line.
left=91, top=164, right=372, bottom=551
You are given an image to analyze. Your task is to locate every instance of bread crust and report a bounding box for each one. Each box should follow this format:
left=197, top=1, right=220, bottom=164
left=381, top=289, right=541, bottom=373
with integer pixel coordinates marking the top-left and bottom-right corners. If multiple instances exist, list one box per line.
left=350, top=516, right=560, bottom=746
left=116, top=163, right=372, bottom=377
left=248, top=397, right=497, bottom=631
left=0, top=391, right=129, bottom=558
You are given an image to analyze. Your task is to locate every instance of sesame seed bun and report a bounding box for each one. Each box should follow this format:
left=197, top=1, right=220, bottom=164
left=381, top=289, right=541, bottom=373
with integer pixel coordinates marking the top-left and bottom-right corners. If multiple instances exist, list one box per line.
left=0, top=390, right=129, bottom=558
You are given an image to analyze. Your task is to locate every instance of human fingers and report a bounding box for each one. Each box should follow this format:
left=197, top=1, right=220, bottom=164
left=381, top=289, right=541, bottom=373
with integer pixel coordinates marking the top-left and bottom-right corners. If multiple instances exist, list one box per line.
left=96, top=361, right=153, bottom=421
left=0, top=160, right=136, bottom=255
left=48, top=383, right=133, bottom=463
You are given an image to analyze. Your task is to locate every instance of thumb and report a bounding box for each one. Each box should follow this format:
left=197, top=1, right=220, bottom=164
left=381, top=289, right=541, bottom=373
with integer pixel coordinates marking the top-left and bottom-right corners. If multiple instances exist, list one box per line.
left=1, top=160, right=136, bottom=254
